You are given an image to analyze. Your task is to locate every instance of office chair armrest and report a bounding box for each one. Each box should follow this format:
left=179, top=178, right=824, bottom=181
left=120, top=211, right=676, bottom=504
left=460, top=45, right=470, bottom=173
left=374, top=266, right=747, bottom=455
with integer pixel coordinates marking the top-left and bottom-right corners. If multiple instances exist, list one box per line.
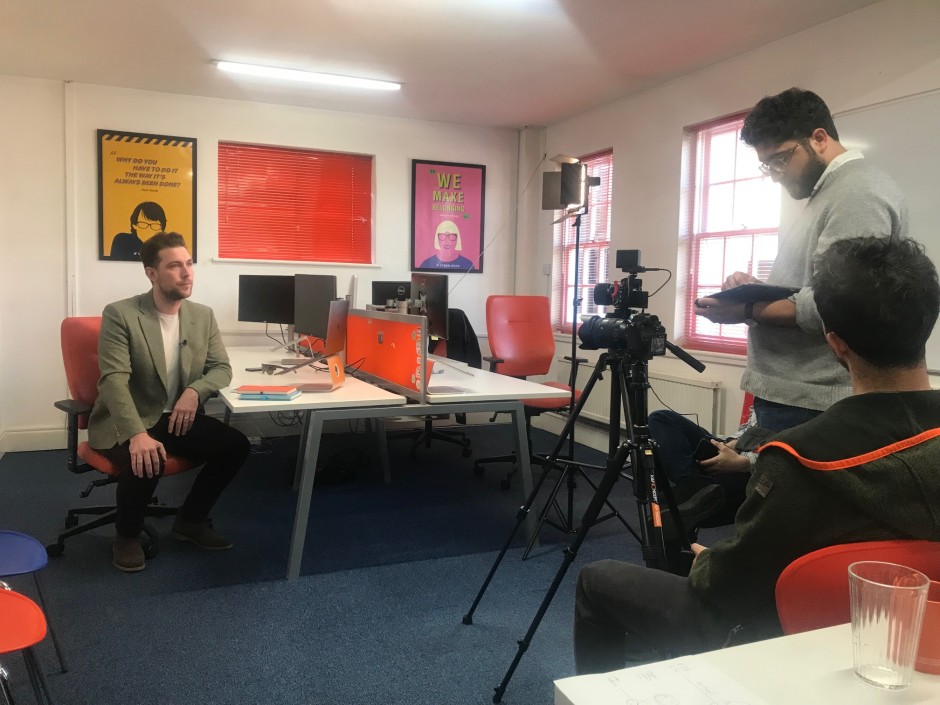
left=482, top=355, right=504, bottom=372
left=54, top=399, right=92, bottom=417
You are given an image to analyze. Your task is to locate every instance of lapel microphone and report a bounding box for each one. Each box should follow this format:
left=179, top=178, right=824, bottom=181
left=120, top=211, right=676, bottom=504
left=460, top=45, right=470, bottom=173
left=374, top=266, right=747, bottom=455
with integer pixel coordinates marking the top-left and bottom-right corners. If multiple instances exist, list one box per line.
left=180, top=339, right=188, bottom=347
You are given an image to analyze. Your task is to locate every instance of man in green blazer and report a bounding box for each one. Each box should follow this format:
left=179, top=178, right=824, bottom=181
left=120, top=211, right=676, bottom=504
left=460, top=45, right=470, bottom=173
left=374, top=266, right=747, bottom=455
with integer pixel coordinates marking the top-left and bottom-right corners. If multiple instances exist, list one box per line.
left=89, top=232, right=250, bottom=572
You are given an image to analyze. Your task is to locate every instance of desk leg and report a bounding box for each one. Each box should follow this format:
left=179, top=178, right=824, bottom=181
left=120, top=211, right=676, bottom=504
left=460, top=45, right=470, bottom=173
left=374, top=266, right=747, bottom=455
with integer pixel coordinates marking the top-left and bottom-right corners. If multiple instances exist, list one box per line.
left=293, top=411, right=311, bottom=492
left=223, top=407, right=232, bottom=426
left=372, top=418, right=391, bottom=484
left=511, top=404, right=538, bottom=547
left=287, top=411, right=324, bottom=580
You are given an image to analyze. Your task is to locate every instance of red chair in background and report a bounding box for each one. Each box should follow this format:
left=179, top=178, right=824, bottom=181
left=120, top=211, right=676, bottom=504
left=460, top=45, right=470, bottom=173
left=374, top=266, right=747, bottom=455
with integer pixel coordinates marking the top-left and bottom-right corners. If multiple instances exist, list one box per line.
left=775, top=539, right=940, bottom=635
left=48, top=317, right=194, bottom=558
left=473, top=295, right=582, bottom=489
left=0, top=587, right=58, bottom=705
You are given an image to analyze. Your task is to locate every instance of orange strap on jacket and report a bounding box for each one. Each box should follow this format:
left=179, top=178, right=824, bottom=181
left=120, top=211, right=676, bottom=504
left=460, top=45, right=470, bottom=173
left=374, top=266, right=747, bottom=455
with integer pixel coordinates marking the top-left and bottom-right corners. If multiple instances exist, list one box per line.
left=759, top=428, right=940, bottom=471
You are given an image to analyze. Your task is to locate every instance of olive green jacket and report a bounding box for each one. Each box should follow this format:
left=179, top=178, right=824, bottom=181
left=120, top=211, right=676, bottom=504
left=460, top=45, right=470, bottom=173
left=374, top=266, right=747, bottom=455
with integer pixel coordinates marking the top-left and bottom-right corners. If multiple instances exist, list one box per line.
left=87, top=291, right=232, bottom=449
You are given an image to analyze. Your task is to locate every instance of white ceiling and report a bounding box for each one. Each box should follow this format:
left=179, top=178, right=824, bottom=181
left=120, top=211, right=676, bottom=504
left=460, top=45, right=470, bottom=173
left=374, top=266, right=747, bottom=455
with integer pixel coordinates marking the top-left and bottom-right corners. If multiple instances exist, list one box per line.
left=1, top=0, right=882, bottom=129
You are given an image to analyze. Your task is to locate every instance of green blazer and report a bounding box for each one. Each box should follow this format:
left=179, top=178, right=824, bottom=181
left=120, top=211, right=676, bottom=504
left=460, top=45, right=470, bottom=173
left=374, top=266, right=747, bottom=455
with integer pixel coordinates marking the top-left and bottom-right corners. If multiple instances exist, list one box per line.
left=88, top=291, right=232, bottom=449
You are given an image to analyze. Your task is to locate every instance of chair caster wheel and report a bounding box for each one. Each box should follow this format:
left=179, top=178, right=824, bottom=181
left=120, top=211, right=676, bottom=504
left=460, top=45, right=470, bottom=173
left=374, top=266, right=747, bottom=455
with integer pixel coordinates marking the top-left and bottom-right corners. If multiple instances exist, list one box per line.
left=46, top=543, right=64, bottom=558
left=64, top=515, right=79, bottom=529
left=473, top=465, right=485, bottom=476
left=142, top=542, right=159, bottom=560
left=462, top=447, right=472, bottom=458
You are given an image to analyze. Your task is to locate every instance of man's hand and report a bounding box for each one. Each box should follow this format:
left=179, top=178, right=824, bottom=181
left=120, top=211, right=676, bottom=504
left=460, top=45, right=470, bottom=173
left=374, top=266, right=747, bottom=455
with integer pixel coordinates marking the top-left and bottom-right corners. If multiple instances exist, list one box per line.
left=168, top=387, right=200, bottom=437
left=694, top=298, right=747, bottom=325
left=723, top=271, right=761, bottom=289
left=690, top=542, right=707, bottom=567
left=129, top=432, right=166, bottom=478
left=699, top=440, right=751, bottom=474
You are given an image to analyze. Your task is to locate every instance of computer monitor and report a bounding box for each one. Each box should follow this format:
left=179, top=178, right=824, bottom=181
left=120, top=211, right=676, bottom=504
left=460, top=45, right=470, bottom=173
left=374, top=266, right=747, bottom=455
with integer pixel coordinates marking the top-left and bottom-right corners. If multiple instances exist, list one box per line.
left=411, top=273, right=448, bottom=339
left=293, top=274, right=338, bottom=339
left=371, top=280, right=411, bottom=305
left=237, top=274, right=295, bottom=324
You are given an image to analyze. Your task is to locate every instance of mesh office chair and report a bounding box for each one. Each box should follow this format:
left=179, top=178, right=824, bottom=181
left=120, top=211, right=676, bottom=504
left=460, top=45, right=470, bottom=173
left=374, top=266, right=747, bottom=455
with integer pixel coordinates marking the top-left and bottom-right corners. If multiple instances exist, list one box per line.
left=472, top=295, right=581, bottom=489
left=775, top=539, right=940, bottom=635
left=47, top=317, right=194, bottom=557
left=391, top=309, right=481, bottom=458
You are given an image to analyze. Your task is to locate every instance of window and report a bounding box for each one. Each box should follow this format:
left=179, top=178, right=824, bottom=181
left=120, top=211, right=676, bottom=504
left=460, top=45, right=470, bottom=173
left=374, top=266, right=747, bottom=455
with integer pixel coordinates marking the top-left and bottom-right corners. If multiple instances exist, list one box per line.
left=218, top=142, right=373, bottom=263
left=681, top=115, right=781, bottom=354
left=551, top=149, right=613, bottom=332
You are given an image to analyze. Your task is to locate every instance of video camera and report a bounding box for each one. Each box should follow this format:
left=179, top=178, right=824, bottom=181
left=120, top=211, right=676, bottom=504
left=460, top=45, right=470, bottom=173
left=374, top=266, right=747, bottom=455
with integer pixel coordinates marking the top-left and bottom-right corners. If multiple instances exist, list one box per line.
left=577, top=249, right=667, bottom=359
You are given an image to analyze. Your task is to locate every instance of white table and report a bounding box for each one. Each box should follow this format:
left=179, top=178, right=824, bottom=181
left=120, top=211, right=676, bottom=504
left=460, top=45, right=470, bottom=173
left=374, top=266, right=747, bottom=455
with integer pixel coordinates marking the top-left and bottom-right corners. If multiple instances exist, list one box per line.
left=555, top=623, right=940, bottom=705
left=218, top=347, right=566, bottom=579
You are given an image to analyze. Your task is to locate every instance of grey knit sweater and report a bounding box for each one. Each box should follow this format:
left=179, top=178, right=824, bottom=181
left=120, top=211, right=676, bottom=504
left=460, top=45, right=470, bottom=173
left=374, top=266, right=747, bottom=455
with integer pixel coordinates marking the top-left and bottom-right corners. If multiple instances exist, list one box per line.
left=741, top=155, right=908, bottom=411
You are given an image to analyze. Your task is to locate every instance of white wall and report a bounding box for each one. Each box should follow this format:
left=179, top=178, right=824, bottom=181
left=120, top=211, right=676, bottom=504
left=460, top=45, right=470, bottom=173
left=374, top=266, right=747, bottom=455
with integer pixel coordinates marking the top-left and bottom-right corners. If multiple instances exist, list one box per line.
left=0, top=81, right=518, bottom=452
left=531, top=0, right=940, bottom=434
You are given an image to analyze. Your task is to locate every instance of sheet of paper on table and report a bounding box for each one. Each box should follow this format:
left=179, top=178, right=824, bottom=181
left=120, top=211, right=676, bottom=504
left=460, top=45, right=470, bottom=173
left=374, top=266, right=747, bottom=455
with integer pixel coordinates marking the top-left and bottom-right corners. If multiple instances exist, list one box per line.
left=585, top=657, right=772, bottom=705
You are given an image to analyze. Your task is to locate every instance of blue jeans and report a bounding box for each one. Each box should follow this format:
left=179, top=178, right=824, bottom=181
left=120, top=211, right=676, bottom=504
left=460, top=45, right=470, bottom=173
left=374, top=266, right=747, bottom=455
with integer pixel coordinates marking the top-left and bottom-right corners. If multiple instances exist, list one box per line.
left=752, top=397, right=822, bottom=433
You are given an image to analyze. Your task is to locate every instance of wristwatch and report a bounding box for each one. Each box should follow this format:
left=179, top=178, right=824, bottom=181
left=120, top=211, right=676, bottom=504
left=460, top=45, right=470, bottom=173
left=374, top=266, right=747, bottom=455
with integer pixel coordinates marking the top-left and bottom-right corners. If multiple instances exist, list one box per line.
left=744, top=301, right=758, bottom=326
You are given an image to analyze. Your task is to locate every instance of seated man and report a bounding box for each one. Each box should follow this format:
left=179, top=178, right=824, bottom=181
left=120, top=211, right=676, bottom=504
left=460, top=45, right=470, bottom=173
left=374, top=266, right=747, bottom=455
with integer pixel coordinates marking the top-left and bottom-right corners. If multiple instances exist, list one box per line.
left=574, top=236, right=940, bottom=674
left=649, top=407, right=769, bottom=528
left=88, top=232, right=251, bottom=572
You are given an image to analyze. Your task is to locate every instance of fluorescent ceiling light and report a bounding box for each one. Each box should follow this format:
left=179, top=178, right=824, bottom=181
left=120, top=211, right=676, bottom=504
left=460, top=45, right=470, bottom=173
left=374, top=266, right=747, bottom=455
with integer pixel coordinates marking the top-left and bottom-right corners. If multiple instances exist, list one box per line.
left=215, top=61, right=401, bottom=91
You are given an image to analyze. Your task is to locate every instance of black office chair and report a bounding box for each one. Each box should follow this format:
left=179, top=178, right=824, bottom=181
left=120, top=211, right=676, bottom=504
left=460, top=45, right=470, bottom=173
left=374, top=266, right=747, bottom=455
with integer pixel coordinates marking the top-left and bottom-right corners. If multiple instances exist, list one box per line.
left=391, top=309, right=481, bottom=458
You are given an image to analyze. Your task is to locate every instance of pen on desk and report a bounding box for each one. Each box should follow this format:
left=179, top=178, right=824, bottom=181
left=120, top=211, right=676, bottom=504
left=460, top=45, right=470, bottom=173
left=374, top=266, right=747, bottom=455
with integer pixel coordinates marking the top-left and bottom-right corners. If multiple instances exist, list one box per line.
left=433, top=358, right=475, bottom=377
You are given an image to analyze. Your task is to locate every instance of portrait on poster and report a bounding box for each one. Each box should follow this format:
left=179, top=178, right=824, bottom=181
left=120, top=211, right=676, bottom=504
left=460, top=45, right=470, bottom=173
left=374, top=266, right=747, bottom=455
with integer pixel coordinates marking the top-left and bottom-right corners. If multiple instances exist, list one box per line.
left=97, top=129, right=197, bottom=261
left=411, top=159, right=485, bottom=273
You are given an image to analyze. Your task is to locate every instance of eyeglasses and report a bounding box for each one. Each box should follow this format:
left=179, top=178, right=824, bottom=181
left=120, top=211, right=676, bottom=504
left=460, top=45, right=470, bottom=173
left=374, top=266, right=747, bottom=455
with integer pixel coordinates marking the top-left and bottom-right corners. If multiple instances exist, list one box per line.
left=134, top=221, right=163, bottom=231
left=758, top=143, right=800, bottom=176
left=437, top=232, right=458, bottom=241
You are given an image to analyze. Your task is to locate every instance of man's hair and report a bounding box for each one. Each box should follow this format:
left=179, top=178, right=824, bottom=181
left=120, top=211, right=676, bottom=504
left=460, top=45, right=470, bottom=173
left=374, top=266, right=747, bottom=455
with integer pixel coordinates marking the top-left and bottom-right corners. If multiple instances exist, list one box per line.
left=140, top=232, right=187, bottom=270
left=741, top=88, right=839, bottom=147
left=813, top=237, right=939, bottom=368
left=129, top=201, right=167, bottom=231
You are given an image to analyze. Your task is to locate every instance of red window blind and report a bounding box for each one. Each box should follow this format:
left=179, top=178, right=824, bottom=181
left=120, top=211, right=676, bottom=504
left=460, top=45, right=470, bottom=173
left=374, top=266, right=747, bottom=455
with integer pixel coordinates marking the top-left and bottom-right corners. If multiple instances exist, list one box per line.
left=550, top=149, right=614, bottom=333
left=680, top=114, right=780, bottom=354
left=218, top=142, right=373, bottom=263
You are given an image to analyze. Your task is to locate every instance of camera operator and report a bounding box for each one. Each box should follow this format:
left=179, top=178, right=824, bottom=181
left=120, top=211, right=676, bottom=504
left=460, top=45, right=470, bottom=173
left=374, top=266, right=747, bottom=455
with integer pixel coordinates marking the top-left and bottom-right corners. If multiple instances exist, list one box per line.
left=574, top=236, right=940, bottom=674
left=694, top=88, right=908, bottom=432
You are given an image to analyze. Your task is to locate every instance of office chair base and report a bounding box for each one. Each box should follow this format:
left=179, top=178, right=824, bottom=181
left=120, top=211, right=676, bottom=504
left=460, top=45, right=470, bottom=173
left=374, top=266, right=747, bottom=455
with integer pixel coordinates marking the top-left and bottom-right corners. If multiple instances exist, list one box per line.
left=47, top=500, right=173, bottom=558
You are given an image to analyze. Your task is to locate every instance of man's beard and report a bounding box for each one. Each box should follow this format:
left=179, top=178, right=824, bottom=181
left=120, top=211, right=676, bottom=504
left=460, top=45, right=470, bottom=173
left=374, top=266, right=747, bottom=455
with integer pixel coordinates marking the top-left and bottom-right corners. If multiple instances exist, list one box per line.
left=793, top=151, right=827, bottom=199
left=161, top=282, right=190, bottom=301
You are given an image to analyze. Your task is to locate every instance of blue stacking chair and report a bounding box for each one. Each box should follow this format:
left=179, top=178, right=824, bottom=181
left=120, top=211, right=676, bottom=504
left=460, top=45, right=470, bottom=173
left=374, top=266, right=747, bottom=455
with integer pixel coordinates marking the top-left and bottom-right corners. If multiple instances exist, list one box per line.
left=0, top=531, right=67, bottom=673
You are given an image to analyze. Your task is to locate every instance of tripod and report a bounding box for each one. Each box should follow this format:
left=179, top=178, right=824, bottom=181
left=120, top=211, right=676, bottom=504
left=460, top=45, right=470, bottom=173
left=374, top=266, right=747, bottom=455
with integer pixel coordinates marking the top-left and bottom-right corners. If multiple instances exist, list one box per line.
left=462, top=340, right=704, bottom=703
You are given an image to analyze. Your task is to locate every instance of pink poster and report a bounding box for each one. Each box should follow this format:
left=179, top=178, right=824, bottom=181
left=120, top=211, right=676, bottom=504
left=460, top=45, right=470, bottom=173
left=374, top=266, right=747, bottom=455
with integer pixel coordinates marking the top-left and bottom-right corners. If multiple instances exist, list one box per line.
left=411, top=160, right=485, bottom=273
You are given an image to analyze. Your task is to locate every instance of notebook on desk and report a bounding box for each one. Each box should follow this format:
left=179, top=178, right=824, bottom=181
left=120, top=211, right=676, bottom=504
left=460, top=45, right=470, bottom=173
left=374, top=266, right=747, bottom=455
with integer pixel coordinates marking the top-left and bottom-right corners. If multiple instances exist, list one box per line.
left=426, top=385, right=469, bottom=395
left=296, top=355, right=346, bottom=393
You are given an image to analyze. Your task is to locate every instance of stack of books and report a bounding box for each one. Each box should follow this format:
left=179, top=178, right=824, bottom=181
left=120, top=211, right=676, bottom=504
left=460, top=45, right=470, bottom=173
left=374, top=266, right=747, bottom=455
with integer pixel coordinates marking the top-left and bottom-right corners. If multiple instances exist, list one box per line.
left=234, top=384, right=301, bottom=401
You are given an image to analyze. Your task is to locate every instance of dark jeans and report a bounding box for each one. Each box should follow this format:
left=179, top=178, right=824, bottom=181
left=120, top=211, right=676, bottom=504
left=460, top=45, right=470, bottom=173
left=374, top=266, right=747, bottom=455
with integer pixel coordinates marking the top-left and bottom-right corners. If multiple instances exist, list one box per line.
left=574, top=559, right=736, bottom=674
left=752, top=397, right=821, bottom=432
left=648, top=409, right=750, bottom=525
left=101, top=413, right=251, bottom=537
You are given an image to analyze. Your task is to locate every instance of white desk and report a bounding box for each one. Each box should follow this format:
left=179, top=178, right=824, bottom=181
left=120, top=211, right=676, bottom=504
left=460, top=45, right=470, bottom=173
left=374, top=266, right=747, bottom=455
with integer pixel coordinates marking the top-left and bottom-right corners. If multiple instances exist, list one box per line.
left=219, top=347, right=565, bottom=580
left=555, top=623, right=940, bottom=705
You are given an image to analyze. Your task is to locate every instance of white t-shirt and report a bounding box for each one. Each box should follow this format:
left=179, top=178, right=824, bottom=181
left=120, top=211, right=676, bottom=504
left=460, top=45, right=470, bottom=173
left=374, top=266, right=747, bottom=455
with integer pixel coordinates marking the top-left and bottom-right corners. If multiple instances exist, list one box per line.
left=157, top=311, right=181, bottom=412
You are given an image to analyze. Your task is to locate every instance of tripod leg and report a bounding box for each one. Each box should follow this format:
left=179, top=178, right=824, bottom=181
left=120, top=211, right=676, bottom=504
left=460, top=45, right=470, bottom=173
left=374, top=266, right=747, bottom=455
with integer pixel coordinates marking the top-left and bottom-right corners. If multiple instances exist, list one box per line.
left=491, top=443, right=632, bottom=703
left=463, top=356, right=607, bottom=624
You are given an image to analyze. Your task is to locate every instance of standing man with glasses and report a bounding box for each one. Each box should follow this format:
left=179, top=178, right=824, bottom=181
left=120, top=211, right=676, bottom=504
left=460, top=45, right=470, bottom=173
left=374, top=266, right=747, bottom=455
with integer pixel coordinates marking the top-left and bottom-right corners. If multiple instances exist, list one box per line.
left=695, top=88, right=908, bottom=432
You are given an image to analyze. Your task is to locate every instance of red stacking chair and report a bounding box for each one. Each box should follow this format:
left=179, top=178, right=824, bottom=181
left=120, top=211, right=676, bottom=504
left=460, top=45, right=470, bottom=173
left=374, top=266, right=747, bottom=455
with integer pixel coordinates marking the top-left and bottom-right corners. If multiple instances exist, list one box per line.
left=775, top=539, right=940, bottom=635
left=47, top=317, right=195, bottom=558
left=473, top=296, right=582, bottom=489
left=0, top=587, right=58, bottom=705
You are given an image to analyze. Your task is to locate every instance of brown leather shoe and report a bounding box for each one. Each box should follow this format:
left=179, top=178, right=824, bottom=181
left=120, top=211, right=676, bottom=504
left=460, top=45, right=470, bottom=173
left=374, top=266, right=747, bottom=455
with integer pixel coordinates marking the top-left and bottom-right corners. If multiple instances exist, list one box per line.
left=171, top=517, right=233, bottom=550
left=112, top=535, right=146, bottom=572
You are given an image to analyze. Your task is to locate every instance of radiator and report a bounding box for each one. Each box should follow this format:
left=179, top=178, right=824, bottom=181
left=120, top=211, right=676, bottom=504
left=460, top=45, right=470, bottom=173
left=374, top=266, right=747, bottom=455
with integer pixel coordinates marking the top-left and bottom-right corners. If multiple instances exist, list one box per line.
left=558, top=360, right=721, bottom=434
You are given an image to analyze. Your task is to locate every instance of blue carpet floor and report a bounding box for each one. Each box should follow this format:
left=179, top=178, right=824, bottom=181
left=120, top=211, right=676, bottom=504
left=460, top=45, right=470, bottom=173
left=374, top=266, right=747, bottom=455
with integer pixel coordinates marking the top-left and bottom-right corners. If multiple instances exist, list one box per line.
left=0, top=426, right=732, bottom=705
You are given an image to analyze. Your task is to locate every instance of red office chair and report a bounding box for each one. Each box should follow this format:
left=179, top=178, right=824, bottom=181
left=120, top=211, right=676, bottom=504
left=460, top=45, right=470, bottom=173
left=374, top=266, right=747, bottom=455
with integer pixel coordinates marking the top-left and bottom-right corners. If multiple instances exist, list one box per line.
left=47, top=317, right=194, bottom=558
left=775, top=539, right=940, bottom=635
left=0, top=588, right=57, bottom=705
left=473, top=296, right=581, bottom=489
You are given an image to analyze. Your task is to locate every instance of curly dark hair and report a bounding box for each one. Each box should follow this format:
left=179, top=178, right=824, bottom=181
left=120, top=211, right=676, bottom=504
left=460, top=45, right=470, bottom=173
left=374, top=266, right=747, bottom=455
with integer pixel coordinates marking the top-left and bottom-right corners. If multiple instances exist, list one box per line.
left=741, top=88, right=839, bottom=147
left=813, top=237, right=939, bottom=368
left=140, top=231, right=187, bottom=270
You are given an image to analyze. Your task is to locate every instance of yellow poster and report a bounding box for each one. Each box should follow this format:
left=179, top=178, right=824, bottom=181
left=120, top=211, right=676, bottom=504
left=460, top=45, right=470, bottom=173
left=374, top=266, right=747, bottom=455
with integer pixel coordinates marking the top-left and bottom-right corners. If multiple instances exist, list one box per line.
left=98, top=129, right=197, bottom=261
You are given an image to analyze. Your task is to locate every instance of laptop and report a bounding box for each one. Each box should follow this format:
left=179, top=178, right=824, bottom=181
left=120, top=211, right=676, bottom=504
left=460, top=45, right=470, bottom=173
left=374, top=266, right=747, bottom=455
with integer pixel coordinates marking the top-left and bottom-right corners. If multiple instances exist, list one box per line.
left=296, top=355, right=346, bottom=393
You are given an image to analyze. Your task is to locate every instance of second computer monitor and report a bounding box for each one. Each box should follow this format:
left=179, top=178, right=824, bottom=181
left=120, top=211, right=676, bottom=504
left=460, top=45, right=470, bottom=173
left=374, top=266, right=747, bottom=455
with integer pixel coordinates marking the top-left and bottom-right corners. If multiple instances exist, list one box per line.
left=237, top=274, right=295, bottom=325
left=371, top=280, right=411, bottom=306
left=293, top=274, right=338, bottom=339
left=411, top=273, right=448, bottom=339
